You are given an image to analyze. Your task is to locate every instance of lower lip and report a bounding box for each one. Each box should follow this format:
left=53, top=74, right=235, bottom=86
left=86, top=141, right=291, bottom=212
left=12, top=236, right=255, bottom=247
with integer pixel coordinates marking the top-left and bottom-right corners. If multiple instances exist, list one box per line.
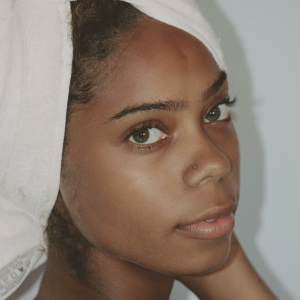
left=177, top=213, right=235, bottom=240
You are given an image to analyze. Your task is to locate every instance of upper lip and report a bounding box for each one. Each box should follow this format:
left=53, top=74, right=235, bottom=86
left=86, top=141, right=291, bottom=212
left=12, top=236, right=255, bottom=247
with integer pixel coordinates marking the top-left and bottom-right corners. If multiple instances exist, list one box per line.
left=177, top=202, right=237, bottom=228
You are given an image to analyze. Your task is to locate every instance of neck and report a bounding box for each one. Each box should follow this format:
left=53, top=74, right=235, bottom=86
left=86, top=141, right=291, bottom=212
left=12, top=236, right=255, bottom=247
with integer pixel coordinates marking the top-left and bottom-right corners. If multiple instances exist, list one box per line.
left=37, top=249, right=174, bottom=300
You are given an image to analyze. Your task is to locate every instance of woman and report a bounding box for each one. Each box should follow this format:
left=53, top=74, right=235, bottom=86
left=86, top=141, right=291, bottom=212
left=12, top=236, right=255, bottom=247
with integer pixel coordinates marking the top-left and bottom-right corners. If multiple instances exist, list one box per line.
left=0, top=0, right=278, bottom=299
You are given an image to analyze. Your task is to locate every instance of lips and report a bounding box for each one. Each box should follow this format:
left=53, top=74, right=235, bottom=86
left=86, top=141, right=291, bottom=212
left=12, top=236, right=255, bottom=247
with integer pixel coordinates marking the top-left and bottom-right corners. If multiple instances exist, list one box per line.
left=176, top=204, right=236, bottom=240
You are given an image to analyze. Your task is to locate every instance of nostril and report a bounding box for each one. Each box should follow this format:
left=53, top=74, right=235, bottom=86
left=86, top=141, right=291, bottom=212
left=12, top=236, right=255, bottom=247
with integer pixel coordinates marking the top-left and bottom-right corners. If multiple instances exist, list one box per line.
left=216, top=161, right=231, bottom=183
left=183, top=153, right=231, bottom=188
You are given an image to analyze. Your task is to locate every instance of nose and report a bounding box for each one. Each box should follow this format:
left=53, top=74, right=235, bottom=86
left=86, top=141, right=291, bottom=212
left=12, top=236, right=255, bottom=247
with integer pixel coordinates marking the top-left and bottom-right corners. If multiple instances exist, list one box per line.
left=182, top=132, right=231, bottom=188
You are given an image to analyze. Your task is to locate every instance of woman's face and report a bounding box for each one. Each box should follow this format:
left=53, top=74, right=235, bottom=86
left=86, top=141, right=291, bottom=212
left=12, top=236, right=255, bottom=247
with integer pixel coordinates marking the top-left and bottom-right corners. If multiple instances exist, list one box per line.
left=61, top=19, right=240, bottom=276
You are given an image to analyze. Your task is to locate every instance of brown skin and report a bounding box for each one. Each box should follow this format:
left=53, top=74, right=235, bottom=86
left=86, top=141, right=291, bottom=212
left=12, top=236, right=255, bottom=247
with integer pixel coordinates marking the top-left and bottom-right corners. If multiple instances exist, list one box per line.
left=37, top=19, right=277, bottom=300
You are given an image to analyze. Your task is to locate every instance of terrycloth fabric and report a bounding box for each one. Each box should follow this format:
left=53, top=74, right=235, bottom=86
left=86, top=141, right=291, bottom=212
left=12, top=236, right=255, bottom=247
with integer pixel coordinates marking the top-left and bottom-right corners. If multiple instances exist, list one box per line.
left=0, top=0, right=73, bottom=298
left=0, top=0, right=225, bottom=298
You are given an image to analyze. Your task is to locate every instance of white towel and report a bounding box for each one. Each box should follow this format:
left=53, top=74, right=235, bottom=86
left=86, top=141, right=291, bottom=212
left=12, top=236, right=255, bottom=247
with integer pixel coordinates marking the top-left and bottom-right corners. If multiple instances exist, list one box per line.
left=0, top=0, right=225, bottom=298
left=0, top=1, right=73, bottom=298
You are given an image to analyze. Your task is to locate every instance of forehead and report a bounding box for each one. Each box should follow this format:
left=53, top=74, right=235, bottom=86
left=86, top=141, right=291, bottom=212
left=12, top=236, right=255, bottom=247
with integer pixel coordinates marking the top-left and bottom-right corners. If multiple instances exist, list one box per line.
left=91, top=19, right=222, bottom=118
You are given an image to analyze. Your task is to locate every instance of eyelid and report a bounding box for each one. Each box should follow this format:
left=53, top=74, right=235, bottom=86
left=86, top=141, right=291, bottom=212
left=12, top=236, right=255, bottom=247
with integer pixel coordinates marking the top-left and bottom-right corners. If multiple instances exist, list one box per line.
left=216, top=96, right=237, bottom=107
left=126, top=140, right=165, bottom=153
left=124, top=120, right=168, bottom=141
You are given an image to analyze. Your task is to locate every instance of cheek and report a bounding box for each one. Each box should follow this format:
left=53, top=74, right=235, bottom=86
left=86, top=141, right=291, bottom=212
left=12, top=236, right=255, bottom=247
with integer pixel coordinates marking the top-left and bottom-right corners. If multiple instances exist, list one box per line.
left=61, top=143, right=176, bottom=263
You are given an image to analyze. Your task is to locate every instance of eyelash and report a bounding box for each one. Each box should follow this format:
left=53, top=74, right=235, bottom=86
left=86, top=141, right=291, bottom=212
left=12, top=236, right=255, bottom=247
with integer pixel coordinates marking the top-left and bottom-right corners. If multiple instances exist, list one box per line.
left=124, top=97, right=237, bottom=152
left=218, top=96, right=237, bottom=109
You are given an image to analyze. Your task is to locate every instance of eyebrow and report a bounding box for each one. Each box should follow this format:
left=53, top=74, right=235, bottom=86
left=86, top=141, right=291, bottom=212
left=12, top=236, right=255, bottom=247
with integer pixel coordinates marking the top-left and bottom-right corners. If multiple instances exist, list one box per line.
left=106, top=100, right=187, bottom=123
left=106, top=71, right=227, bottom=123
left=202, top=71, right=227, bottom=102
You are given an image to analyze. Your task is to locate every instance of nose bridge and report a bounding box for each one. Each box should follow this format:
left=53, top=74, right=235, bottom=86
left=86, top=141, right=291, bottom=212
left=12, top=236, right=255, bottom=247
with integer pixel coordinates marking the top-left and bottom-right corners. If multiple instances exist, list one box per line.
left=182, top=128, right=231, bottom=188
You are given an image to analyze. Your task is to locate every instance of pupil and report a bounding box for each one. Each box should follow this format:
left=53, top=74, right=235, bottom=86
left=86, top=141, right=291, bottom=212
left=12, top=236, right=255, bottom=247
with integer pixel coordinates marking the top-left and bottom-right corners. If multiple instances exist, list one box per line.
left=133, top=128, right=149, bottom=143
left=207, top=107, right=220, bottom=121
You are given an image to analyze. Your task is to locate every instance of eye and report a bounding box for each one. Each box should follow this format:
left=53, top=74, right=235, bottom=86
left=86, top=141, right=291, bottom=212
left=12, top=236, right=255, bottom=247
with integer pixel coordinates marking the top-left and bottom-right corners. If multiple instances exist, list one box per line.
left=205, top=103, right=230, bottom=123
left=129, top=127, right=167, bottom=145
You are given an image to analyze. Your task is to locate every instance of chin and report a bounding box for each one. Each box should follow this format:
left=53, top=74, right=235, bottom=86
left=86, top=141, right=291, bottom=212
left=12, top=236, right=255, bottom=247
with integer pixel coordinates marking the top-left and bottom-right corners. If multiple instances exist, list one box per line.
left=164, top=233, right=232, bottom=277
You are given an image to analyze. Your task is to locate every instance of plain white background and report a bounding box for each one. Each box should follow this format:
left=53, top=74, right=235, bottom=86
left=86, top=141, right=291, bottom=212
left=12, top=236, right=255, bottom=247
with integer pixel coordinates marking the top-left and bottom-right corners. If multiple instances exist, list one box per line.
left=8, top=0, right=300, bottom=299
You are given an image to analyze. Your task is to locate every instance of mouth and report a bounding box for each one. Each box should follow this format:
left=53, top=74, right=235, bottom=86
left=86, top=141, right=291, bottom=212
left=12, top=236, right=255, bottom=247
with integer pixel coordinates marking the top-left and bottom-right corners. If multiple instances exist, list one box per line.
left=176, top=204, right=236, bottom=240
